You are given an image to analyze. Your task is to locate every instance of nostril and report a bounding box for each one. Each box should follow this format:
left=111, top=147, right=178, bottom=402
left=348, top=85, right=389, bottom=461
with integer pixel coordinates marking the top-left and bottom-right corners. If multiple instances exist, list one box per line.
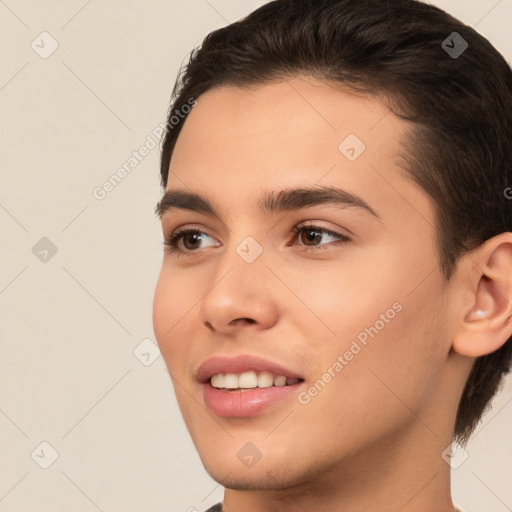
left=230, top=318, right=256, bottom=325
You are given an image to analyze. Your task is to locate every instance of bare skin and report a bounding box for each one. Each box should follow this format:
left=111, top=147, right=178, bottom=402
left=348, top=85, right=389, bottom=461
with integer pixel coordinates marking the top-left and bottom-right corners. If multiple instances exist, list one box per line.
left=153, top=77, right=512, bottom=512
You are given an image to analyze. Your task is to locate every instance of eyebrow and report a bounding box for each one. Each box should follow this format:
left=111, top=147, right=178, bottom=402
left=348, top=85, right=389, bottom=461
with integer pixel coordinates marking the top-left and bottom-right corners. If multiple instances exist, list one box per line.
left=155, top=185, right=380, bottom=219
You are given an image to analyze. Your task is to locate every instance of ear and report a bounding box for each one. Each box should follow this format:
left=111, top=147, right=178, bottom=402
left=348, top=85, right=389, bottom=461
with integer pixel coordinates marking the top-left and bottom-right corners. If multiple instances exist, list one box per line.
left=452, top=232, right=512, bottom=357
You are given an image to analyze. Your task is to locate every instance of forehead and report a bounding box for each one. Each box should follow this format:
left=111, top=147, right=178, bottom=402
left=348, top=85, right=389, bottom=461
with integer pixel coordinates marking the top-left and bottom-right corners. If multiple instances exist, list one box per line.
left=166, top=77, right=433, bottom=227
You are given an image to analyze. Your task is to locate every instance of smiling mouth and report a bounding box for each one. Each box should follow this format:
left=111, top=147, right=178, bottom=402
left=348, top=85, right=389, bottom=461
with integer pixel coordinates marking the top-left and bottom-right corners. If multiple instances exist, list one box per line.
left=196, top=353, right=306, bottom=409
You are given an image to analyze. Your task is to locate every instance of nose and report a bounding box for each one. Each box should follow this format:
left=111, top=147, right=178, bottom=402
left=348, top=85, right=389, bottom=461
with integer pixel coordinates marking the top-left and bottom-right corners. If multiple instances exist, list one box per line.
left=199, top=246, right=279, bottom=334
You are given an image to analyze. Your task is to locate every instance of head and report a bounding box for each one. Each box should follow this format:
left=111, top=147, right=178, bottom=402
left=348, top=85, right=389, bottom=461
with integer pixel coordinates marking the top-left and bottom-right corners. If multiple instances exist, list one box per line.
left=153, top=0, right=512, bottom=490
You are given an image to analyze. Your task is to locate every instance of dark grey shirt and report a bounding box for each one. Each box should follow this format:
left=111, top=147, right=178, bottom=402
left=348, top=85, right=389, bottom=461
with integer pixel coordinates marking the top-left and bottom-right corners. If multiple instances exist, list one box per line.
left=204, top=504, right=222, bottom=512
left=204, top=502, right=465, bottom=511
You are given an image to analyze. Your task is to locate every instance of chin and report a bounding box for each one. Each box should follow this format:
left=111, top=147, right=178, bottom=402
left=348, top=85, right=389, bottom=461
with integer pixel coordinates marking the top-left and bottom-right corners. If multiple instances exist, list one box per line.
left=199, top=445, right=325, bottom=493
left=202, top=462, right=300, bottom=491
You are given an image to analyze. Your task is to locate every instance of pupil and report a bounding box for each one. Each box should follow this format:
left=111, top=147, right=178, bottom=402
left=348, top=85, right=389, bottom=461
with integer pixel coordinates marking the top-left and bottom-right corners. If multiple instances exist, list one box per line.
left=302, top=229, right=320, bottom=245
left=184, top=233, right=201, bottom=249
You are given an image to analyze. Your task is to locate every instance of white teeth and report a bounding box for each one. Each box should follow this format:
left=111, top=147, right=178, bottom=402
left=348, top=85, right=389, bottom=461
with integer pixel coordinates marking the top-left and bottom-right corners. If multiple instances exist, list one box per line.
left=238, top=371, right=258, bottom=388
left=211, top=374, right=222, bottom=388
left=257, top=371, right=274, bottom=388
left=210, top=370, right=302, bottom=389
left=273, top=375, right=287, bottom=387
left=223, top=373, right=239, bottom=389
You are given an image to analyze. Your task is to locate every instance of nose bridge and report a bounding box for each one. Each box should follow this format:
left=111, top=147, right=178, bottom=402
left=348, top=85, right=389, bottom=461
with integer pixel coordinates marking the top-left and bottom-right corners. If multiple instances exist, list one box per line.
left=214, top=214, right=268, bottom=277
left=206, top=232, right=268, bottom=300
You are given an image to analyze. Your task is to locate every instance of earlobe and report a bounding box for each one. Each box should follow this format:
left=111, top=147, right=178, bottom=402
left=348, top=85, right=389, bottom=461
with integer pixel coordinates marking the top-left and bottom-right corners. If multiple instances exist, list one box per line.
left=453, top=233, right=512, bottom=358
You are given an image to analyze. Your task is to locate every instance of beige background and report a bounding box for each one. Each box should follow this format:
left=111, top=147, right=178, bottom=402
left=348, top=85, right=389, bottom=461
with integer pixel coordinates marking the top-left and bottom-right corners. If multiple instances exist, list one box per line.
left=0, top=1, right=510, bottom=511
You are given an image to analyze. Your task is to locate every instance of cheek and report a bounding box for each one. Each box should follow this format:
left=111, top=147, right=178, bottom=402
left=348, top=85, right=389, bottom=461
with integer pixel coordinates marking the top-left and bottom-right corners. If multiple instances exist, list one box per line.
left=292, top=257, right=447, bottom=428
left=153, top=268, right=202, bottom=421
left=294, top=300, right=443, bottom=451
left=356, top=286, right=445, bottom=409
left=153, top=263, right=198, bottom=328
left=152, top=266, right=195, bottom=368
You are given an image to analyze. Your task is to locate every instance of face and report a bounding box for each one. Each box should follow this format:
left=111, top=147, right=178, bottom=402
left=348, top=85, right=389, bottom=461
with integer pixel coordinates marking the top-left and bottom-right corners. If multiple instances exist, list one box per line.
left=153, top=77, right=455, bottom=490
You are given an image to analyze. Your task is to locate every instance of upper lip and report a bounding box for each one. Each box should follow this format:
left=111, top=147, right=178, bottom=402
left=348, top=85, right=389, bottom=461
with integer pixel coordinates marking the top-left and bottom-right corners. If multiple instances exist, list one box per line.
left=196, top=354, right=305, bottom=384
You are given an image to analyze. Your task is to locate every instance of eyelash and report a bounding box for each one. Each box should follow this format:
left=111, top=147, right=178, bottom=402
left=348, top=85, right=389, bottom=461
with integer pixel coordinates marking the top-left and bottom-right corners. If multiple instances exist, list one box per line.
left=163, top=222, right=351, bottom=257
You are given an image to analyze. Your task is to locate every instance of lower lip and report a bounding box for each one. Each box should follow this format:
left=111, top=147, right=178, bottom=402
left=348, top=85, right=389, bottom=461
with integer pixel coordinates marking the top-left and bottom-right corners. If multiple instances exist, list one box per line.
left=203, top=382, right=303, bottom=417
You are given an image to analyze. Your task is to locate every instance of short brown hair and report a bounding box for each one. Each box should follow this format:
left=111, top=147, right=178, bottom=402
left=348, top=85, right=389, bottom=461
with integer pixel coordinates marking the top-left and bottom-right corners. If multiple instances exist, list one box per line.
left=159, top=0, right=512, bottom=445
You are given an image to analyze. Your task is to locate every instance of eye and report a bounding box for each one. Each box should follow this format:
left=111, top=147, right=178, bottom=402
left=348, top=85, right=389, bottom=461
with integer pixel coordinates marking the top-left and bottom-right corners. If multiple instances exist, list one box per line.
left=162, top=222, right=351, bottom=256
left=163, top=227, right=218, bottom=255
left=289, top=222, right=351, bottom=250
